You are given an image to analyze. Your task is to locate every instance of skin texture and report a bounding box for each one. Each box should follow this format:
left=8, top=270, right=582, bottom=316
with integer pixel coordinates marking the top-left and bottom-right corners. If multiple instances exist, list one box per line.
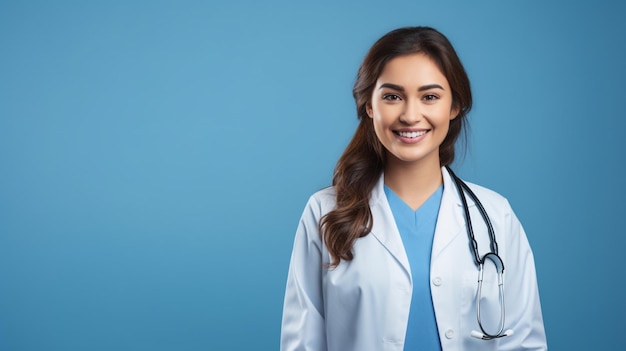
left=366, top=53, right=458, bottom=210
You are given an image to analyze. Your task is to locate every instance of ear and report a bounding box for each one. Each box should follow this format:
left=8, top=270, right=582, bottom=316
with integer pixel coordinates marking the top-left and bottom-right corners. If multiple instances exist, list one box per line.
left=449, top=105, right=460, bottom=120
left=366, top=103, right=373, bottom=118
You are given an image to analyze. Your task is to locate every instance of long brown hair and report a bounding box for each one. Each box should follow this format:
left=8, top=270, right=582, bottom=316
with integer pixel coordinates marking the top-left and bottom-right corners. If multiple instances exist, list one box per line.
left=320, top=26, right=473, bottom=267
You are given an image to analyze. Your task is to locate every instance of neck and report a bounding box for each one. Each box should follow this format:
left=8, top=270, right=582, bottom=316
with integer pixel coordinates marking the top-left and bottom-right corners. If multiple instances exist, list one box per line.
left=384, top=156, right=443, bottom=210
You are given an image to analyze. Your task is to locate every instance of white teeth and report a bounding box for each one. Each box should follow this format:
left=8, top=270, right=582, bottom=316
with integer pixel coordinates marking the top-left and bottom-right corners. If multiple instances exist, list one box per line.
left=397, top=130, right=427, bottom=138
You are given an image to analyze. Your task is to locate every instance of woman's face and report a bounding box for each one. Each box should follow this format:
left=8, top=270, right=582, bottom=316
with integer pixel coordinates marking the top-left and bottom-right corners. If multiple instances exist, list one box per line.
left=367, top=53, right=458, bottom=167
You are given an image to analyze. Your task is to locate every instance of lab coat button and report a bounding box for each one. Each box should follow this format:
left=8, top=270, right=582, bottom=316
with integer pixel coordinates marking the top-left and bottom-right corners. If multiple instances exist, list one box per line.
left=432, top=277, right=442, bottom=286
left=445, top=329, right=455, bottom=339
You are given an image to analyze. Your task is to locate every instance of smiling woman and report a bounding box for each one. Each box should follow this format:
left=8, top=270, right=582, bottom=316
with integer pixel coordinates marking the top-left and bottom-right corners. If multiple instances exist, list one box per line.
left=367, top=53, right=459, bottom=209
left=280, top=27, right=547, bottom=351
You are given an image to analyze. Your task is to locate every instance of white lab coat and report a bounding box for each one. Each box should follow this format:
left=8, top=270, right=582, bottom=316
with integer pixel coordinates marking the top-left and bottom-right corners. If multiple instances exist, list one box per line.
left=281, top=167, right=547, bottom=351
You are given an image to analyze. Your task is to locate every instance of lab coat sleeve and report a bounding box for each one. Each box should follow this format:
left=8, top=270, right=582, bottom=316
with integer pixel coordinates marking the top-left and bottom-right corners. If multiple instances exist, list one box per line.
left=280, top=195, right=327, bottom=351
left=498, top=203, right=547, bottom=350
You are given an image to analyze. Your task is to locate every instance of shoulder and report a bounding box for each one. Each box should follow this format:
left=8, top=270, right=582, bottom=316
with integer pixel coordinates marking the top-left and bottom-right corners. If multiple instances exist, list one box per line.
left=303, top=186, right=337, bottom=219
left=463, top=181, right=510, bottom=206
left=443, top=167, right=512, bottom=210
left=309, top=186, right=336, bottom=204
left=293, top=187, right=337, bottom=253
left=460, top=180, right=518, bottom=221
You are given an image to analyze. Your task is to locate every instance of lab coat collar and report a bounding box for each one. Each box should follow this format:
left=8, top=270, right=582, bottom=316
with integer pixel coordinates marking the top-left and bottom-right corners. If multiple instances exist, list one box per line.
left=432, top=167, right=468, bottom=262
left=368, top=166, right=468, bottom=278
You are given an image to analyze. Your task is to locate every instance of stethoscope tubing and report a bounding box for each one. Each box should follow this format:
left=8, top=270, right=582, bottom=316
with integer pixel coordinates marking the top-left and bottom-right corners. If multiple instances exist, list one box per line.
left=445, top=166, right=511, bottom=340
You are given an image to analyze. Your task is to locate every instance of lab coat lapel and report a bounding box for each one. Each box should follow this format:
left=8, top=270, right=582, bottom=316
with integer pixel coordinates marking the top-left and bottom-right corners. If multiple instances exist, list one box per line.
left=368, top=175, right=411, bottom=278
left=431, top=167, right=466, bottom=261
left=367, top=168, right=471, bottom=276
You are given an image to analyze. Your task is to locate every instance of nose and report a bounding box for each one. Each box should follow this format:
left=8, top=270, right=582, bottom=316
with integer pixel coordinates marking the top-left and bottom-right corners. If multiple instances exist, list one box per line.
left=399, top=99, right=422, bottom=124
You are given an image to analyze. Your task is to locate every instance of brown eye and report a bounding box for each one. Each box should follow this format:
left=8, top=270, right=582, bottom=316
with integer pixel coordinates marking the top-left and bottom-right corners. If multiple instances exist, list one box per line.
left=423, top=94, right=439, bottom=102
left=383, top=94, right=401, bottom=101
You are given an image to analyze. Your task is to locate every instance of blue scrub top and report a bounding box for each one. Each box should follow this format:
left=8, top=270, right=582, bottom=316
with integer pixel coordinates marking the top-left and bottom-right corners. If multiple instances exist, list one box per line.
left=384, top=185, right=443, bottom=351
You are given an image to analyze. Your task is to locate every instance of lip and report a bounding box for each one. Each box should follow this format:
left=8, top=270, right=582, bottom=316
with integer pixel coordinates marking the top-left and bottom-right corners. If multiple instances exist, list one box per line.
left=393, top=128, right=429, bottom=144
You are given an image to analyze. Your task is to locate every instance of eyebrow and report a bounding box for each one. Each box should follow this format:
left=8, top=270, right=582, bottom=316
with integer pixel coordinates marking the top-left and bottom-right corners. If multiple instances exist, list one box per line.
left=378, top=83, right=445, bottom=92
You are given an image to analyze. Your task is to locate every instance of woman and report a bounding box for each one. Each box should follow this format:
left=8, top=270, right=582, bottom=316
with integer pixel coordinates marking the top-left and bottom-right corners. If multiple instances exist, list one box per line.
left=281, top=26, right=547, bottom=351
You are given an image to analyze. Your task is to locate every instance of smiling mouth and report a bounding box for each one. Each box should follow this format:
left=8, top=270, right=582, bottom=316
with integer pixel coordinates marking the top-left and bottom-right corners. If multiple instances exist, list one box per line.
left=395, top=130, right=428, bottom=138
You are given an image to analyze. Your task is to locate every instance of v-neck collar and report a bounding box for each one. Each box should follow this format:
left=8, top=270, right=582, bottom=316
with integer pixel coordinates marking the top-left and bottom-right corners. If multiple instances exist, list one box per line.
left=383, top=184, right=443, bottom=214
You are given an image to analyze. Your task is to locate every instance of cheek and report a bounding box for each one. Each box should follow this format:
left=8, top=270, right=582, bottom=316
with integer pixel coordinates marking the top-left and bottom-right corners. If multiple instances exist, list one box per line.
left=371, top=104, right=393, bottom=125
left=438, top=119, right=451, bottom=134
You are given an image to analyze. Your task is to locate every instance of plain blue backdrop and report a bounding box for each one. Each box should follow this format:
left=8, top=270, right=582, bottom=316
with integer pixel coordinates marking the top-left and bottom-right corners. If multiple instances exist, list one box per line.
left=1, top=0, right=624, bottom=350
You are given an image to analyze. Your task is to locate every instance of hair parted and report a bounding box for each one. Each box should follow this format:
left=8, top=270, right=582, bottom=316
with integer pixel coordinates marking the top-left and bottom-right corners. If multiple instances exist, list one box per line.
left=320, top=26, right=473, bottom=267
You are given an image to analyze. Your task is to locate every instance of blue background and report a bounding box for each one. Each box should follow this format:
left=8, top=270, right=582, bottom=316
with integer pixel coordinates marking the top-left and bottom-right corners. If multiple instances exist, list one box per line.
left=1, top=1, right=624, bottom=350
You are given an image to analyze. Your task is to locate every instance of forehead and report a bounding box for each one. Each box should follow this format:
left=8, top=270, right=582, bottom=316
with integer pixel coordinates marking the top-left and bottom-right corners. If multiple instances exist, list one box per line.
left=377, top=53, right=449, bottom=87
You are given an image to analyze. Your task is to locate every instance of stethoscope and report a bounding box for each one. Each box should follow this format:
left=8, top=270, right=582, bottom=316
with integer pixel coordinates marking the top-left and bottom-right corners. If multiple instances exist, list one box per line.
left=446, top=166, right=514, bottom=340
